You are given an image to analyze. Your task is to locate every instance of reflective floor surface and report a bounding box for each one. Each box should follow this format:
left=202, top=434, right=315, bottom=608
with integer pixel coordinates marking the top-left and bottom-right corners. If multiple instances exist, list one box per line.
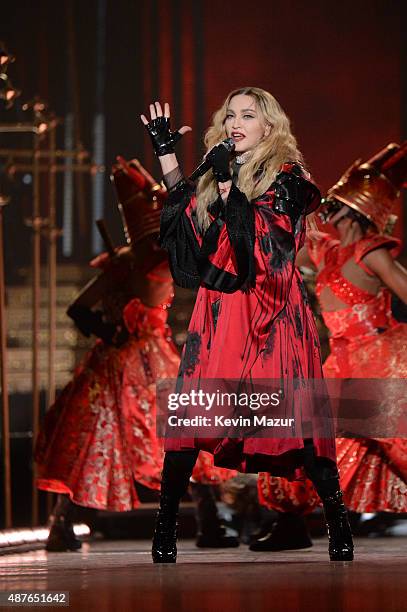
left=0, top=538, right=406, bottom=612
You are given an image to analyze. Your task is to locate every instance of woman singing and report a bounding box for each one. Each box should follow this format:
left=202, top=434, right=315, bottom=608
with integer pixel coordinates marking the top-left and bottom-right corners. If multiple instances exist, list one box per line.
left=141, top=87, right=354, bottom=562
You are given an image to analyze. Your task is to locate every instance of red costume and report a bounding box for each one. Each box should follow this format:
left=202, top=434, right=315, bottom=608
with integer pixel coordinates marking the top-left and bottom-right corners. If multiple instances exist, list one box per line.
left=259, top=142, right=407, bottom=514
left=35, top=161, right=178, bottom=511
left=36, top=289, right=178, bottom=511
left=162, top=162, right=336, bottom=474
left=35, top=158, right=233, bottom=512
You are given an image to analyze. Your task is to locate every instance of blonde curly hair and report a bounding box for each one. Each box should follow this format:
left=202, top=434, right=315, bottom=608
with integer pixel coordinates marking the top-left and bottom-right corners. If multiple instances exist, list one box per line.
left=196, top=87, right=304, bottom=230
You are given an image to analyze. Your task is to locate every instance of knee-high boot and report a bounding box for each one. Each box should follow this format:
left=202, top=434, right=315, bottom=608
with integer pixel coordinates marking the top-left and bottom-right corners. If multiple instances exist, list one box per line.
left=46, top=494, right=82, bottom=552
left=318, top=487, right=354, bottom=561
left=303, top=443, right=354, bottom=561
left=152, top=450, right=198, bottom=564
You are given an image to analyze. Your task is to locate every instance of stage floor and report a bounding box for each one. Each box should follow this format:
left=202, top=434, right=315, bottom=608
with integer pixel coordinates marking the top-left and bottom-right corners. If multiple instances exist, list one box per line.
left=0, top=538, right=405, bottom=612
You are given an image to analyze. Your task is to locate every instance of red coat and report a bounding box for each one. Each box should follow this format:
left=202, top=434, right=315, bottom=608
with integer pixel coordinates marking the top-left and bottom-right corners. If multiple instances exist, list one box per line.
left=160, top=163, right=336, bottom=476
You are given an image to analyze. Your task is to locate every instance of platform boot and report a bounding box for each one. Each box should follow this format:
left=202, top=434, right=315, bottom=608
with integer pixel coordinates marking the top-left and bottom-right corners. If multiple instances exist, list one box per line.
left=303, top=441, right=354, bottom=561
left=152, top=451, right=198, bottom=564
left=320, top=488, right=354, bottom=561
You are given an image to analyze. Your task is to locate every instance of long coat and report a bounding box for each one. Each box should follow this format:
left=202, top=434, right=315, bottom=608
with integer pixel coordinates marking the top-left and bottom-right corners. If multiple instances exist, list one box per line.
left=160, top=162, right=336, bottom=477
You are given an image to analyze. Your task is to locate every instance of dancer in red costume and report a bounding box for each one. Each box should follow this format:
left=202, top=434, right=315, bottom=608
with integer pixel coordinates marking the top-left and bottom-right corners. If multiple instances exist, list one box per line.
left=255, top=142, right=407, bottom=551
left=36, top=158, right=236, bottom=551
left=35, top=158, right=178, bottom=549
left=141, top=87, right=354, bottom=563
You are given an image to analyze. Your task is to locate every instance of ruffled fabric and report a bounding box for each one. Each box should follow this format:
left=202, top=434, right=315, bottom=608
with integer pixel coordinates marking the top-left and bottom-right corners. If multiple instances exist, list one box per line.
left=258, top=234, right=407, bottom=514
left=123, top=298, right=168, bottom=335
left=35, top=301, right=180, bottom=511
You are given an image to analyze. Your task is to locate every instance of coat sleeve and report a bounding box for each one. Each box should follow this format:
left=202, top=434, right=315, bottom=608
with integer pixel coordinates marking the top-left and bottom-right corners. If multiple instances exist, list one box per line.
left=249, top=163, right=321, bottom=323
left=159, top=180, right=203, bottom=289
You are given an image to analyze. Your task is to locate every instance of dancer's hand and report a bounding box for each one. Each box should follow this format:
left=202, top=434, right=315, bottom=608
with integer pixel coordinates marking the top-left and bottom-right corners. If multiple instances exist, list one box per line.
left=140, top=102, right=191, bottom=157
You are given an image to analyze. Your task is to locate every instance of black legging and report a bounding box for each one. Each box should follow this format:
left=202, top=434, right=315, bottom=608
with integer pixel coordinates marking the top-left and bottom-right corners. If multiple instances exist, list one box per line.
left=161, top=450, right=199, bottom=500
left=302, top=439, right=340, bottom=498
left=161, top=441, right=340, bottom=503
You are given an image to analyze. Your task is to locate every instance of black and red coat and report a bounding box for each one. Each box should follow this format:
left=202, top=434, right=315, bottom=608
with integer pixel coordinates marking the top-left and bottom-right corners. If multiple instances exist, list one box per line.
left=160, top=162, right=336, bottom=476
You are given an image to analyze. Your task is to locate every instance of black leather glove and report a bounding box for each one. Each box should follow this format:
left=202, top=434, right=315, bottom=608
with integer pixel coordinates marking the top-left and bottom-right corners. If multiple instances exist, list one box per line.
left=67, top=304, right=117, bottom=344
left=206, top=142, right=232, bottom=183
left=144, top=116, right=183, bottom=157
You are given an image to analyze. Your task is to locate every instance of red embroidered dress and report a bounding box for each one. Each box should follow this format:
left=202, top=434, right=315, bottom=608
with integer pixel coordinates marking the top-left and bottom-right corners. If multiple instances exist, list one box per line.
left=35, top=256, right=180, bottom=511
left=259, top=232, right=407, bottom=512
left=36, top=253, right=234, bottom=511
left=160, top=164, right=336, bottom=475
left=314, top=232, right=407, bottom=512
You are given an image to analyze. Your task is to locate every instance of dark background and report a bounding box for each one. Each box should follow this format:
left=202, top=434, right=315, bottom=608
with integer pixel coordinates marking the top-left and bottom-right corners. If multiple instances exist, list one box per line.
left=1, top=0, right=406, bottom=267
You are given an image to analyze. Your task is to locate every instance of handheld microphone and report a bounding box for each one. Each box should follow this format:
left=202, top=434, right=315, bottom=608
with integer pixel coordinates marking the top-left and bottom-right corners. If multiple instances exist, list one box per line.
left=189, top=138, right=235, bottom=182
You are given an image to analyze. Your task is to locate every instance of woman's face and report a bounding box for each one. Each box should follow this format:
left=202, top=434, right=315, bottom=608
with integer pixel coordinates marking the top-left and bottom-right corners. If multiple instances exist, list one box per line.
left=224, top=94, right=270, bottom=153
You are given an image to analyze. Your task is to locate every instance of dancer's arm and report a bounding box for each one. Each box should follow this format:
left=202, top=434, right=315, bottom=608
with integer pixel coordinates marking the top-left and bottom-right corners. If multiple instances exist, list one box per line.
left=363, top=248, right=407, bottom=304
left=295, top=246, right=315, bottom=269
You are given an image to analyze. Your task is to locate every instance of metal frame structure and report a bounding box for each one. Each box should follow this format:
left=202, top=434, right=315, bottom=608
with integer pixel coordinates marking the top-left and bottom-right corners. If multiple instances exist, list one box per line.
left=0, top=119, right=102, bottom=526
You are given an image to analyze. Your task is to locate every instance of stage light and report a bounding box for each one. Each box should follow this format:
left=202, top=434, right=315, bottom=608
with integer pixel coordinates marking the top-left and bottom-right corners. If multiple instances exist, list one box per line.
left=0, top=73, right=21, bottom=109
left=0, top=41, right=15, bottom=70
left=0, top=525, right=90, bottom=551
left=21, top=97, right=56, bottom=134
left=22, top=98, right=47, bottom=115
left=37, top=122, right=48, bottom=134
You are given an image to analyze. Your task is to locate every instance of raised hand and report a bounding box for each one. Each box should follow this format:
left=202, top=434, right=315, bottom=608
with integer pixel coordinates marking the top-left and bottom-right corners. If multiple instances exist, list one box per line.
left=140, top=102, right=191, bottom=157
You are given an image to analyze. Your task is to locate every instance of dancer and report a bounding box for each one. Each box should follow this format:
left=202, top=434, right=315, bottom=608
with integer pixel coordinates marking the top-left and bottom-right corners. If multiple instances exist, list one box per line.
left=35, top=157, right=236, bottom=551
left=254, top=142, right=407, bottom=551
left=35, top=159, right=179, bottom=550
left=141, top=87, right=354, bottom=563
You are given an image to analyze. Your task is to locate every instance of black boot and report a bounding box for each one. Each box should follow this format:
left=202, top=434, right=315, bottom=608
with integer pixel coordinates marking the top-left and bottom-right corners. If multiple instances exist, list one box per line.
left=190, top=483, right=240, bottom=548
left=152, top=451, right=198, bottom=564
left=46, top=495, right=82, bottom=552
left=303, top=440, right=354, bottom=561
left=321, top=490, right=354, bottom=561
left=151, top=493, right=179, bottom=563
left=249, top=512, right=312, bottom=551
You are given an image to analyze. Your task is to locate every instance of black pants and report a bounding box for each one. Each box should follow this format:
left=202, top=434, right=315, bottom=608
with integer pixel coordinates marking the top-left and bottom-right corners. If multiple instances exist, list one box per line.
left=301, top=439, right=340, bottom=498
left=161, top=440, right=340, bottom=503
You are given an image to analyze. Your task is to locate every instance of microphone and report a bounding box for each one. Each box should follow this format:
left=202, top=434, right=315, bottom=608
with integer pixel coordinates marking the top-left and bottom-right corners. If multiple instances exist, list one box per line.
left=189, top=138, right=235, bottom=182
